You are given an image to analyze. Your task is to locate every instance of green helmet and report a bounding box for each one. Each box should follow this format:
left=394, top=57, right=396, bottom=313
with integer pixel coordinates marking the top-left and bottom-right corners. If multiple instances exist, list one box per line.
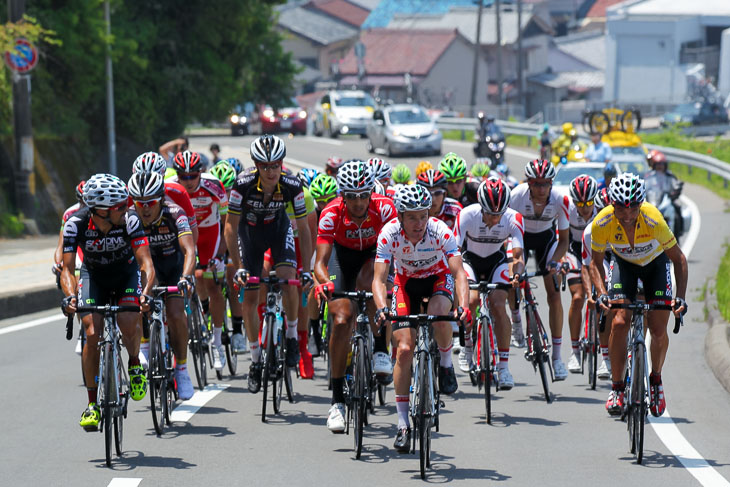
left=439, top=152, right=467, bottom=180
left=392, top=163, right=412, bottom=185
left=309, top=174, right=338, bottom=202
left=164, top=167, right=177, bottom=181
left=210, top=161, right=237, bottom=189
left=470, top=162, right=489, bottom=179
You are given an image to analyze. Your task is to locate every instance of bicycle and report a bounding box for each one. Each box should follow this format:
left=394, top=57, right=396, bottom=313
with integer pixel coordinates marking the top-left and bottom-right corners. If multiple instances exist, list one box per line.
left=518, top=268, right=566, bottom=404
left=600, top=301, right=683, bottom=464
left=580, top=289, right=599, bottom=390
left=147, top=285, right=181, bottom=436
left=219, top=277, right=238, bottom=378
left=68, top=301, right=140, bottom=468
left=184, top=288, right=211, bottom=391
left=468, top=281, right=512, bottom=424
left=386, top=312, right=464, bottom=480
left=244, top=272, right=299, bottom=422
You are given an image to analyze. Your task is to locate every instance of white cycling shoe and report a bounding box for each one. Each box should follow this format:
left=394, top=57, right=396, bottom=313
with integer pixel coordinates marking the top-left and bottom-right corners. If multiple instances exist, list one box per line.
left=373, top=352, right=394, bottom=375
left=553, top=359, right=568, bottom=381
left=175, top=368, right=195, bottom=401
left=327, top=403, right=346, bottom=433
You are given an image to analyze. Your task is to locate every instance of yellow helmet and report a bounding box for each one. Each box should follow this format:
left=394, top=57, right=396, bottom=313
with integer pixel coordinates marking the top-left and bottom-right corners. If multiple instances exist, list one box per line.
left=562, top=122, right=574, bottom=135
left=568, top=129, right=577, bottom=137
left=415, top=160, right=433, bottom=177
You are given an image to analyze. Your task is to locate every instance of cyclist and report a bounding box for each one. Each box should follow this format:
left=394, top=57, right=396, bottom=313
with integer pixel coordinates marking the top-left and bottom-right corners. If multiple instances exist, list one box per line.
left=564, top=176, right=599, bottom=373
left=597, top=162, right=617, bottom=191
left=581, top=188, right=612, bottom=379
left=469, top=161, right=490, bottom=182
left=373, top=184, right=470, bottom=452
left=324, top=156, right=344, bottom=177
left=61, top=173, right=156, bottom=430
left=224, top=135, right=313, bottom=394
left=509, top=159, right=570, bottom=380
left=439, top=152, right=479, bottom=207
left=416, top=169, right=462, bottom=229
left=224, top=157, right=245, bottom=176
left=591, top=173, right=688, bottom=417
left=171, top=150, right=229, bottom=372
left=369, top=157, right=395, bottom=197
left=128, top=171, right=196, bottom=400
left=298, top=168, right=320, bottom=189
left=54, top=179, right=86, bottom=278
left=313, top=160, right=396, bottom=433
left=392, top=163, right=412, bottom=185
left=310, top=174, right=339, bottom=213
left=415, top=160, right=433, bottom=177
left=453, top=177, right=524, bottom=387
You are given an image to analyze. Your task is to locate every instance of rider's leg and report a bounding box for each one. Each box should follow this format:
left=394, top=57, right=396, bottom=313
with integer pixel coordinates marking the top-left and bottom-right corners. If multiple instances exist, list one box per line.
left=328, top=298, right=354, bottom=404
left=392, top=327, right=417, bottom=427
left=166, top=296, right=188, bottom=362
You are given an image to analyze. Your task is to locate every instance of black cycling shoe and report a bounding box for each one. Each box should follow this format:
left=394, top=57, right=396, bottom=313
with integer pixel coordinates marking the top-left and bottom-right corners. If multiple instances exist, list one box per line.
left=393, top=427, right=411, bottom=453
left=439, top=365, right=458, bottom=395
left=376, top=373, right=393, bottom=386
left=285, top=337, right=300, bottom=367
left=248, top=362, right=263, bottom=394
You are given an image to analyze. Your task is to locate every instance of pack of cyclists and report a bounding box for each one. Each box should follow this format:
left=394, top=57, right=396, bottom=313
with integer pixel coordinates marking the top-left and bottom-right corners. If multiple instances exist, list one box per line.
left=57, top=134, right=687, bottom=453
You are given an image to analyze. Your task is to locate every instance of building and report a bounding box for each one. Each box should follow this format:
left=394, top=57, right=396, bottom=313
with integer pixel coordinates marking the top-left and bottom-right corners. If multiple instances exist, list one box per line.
left=605, top=0, right=730, bottom=103
left=338, top=29, right=489, bottom=108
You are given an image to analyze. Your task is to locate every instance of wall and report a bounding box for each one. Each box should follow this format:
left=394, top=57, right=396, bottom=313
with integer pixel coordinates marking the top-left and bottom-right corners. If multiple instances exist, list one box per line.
left=719, top=28, right=730, bottom=97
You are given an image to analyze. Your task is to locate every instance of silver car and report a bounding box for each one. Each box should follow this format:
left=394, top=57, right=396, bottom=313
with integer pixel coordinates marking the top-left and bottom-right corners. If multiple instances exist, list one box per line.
left=366, top=104, right=442, bottom=157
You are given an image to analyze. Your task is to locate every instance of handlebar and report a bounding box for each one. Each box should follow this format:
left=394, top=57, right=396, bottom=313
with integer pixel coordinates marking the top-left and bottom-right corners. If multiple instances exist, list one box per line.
left=247, top=276, right=300, bottom=286
left=152, top=285, right=182, bottom=295
left=385, top=313, right=467, bottom=346
left=598, top=302, right=683, bottom=334
left=468, top=282, right=513, bottom=292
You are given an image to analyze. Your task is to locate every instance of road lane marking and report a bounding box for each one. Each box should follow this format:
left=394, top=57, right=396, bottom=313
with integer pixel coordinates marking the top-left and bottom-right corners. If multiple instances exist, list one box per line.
left=0, top=314, right=61, bottom=335
left=305, top=136, right=343, bottom=146
left=107, top=479, right=142, bottom=487
left=170, top=383, right=229, bottom=423
left=678, top=194, right=700, bottom=257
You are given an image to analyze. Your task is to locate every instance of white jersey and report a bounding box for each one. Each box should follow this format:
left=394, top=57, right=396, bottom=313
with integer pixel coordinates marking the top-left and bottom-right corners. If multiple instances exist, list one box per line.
left=582, top=225, right=610, bottom=275
left=376, top=217, right=460, bottom=279
left=509, top=183, right=569, bottom=234
left=568, top=201, right=596, bottom=244
left=454, top=204, right=524, bottom=258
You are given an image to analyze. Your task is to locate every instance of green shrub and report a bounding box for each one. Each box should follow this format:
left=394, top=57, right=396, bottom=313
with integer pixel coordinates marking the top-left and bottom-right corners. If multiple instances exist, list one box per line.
left=718, top=243, right=730, bottom=322
left=0, top=212, right=24, bottom=237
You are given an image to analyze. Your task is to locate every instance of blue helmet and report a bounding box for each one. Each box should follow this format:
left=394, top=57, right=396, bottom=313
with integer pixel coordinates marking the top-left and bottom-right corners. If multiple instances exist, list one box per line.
left=298, top=168, right=320, bottom=188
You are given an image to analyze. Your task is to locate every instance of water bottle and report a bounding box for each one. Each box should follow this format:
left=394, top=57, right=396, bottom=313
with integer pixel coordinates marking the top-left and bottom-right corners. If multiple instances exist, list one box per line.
left=274, top=312, right=283, bottom=346
left=302, top=291, right=308, bottom=308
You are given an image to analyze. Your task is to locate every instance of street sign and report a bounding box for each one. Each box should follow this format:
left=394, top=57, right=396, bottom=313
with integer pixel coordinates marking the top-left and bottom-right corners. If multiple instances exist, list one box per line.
left=4, top=38, right=38, bottom=74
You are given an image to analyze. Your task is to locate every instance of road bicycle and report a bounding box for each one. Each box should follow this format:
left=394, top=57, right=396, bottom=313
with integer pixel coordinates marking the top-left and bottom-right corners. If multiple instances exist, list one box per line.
left=600, top=301, right=683, bottom=464
left=70, top=301, right=140, bottom=467
left=218, top=277, right=238, bottom=378
left=468, top=281, right=512, bottom=424
left=184, top=288, right=211, bottom=391
left=580, top=289, right=599, bottom=390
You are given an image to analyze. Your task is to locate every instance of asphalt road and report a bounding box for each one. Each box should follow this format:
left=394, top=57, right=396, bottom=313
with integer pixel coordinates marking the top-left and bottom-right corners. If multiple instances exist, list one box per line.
left=1, top=135, right=729, bottom=486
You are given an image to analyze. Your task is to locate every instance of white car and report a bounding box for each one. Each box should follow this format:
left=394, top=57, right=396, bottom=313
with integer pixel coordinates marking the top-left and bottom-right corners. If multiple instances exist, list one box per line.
left=553, top=162, right=606, bottom=196
left=366, top=104, right=442, bottom=157
left=312, top=90, right=376, bottom=138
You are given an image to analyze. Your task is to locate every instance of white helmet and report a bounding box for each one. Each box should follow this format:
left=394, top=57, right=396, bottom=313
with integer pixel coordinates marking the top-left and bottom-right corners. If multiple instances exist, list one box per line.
left=250, top=135, right=286, bottom=163
left=609, top=173, right=646, bottom=207
left=395, top=184, right=432, bottom=212
left=83, top=173, right=129, bottom=209
left=368, top=157, right=392, bottom=182
left=132, top=152, right=167, bottom=176
left=373, top=180, right=386, bottom=195
left=128, top=171, right=165, bottom=199
left=337, top=160, right=376, bottom=192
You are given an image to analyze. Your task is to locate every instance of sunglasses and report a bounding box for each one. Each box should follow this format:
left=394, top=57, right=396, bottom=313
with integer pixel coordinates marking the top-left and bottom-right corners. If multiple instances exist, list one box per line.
left=574, top=200, right=594, bottom=208
left=343, top=191, right=371, bottom=200
left=429, top=189, right=446, bottom=196
left=446, top=178, right=465, bottom=184
left=134, top=197, right=162, bottom=209
left=257, top=162, right=282, bottom=172
left=482, top=209, right=506, bottom=217
left=97, top=202, right=128, bottom=212
left=528, top=181, right=551, bottom=188
left=617, top=202, right=642, bottom=209
left=177, top=172, right=200, bottom=181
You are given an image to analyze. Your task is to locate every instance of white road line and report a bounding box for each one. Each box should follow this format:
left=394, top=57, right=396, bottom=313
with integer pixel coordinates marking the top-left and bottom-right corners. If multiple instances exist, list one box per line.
left=506, top=147, right=540, bottom=159
left=304, top=136, right=343, bottom=146
left=107, top=479, right=142, bottom=487
left=169, top=383, right=229, bottom=423
left=0, top=314, right=61, bottom=336
left=645, top=195, right=729, bottom=486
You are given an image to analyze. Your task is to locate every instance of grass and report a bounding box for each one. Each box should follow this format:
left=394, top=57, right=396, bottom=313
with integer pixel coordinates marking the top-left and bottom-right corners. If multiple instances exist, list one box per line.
left=718, top=243, right=730, bottom=322
left=642, top=128, right=730, bottom=164
left=669, top=163, right=730, bottom=201
left=441, top=129, right=539, bottom=148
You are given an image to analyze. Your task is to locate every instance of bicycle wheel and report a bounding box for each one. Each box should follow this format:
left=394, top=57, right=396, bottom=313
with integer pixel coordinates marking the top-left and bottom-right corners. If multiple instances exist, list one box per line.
left=378, top=382, right=387, bottom=406
left=189, top=299, right=207, bottom=390
left=633, top=342, right=647, bottom=464
left=273, top=323, right=286, bottom=414
left=527, top=308, right=551, bottom=403
left=352, top=339, right=366, bottom=458
left=588, top=308, right=598, bottom=390
left=103, top=343, right=114, bottom=467
left=261, top=315, right=274, bottom=422
left=480, top=318, right=492, bottom=424
left=284, top=363, right=294, bottom=403
left=148, top=325, right=164, bottom=435
left=414, top=351, right=429, bottom=479
left=114, top=346, right=127, bottom=457
left=163, top=341, right=176, bottom=425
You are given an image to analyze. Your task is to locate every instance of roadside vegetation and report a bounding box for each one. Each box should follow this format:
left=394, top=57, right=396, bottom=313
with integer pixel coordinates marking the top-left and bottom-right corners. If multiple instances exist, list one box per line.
left=718, top=243, right=730, bottom=323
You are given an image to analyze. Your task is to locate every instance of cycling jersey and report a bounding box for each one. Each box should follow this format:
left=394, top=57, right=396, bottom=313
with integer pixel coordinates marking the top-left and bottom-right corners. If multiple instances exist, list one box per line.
left=63, top=207, right=148, bottom=273
left=434, top=197, right=462, bottom=229
left=286, top=187, right=316, bottom=237
left=62, top=203, right=82, bottom=225
left=164, top=181, right=198, bottom=230
left=509, top=183, right=569, bottom=234
left=317, top=194, right=396, bottom=251
left=376, top=217, right=460, bottom=279
left=456, top=181, right=480, bottom=207
left=568, top=202, right=596, bottom=255
left=141, top=203, right=192, bottom=259
left=590, top=202, right=676, bottom=267
left=170, top=173, right=228, bottom=229
left=454, top=204, right=524, bottom=258
left=228, top=172, right=306, bottom=226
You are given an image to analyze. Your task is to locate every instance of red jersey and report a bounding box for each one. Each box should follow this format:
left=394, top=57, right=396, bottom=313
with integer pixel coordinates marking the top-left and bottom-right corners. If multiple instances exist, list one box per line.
left=317, top=193, right=396, bottom=251
left=171, top=173, right=228, bottom=230
left=164, top=181, right=197, bottom=229
left=434, top=197, right=462, bottom=229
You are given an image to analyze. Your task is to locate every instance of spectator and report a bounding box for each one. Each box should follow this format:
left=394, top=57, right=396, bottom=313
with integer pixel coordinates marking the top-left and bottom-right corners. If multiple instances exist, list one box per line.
left=159, top=137, right=189, bottom=165
left=585, top=131, right=613, bottom=163
left=210, top=143, right=221, bottom=164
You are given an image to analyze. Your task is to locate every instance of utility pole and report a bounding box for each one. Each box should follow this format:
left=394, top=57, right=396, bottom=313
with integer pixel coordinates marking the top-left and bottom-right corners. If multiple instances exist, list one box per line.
left=7, top=0, right=35, bottom=223
left=104, top=0, right=117, bottom=175
left=468, top=0, right=484, bottom=117
left=495, top=0, right=504, bottom=106
left=517, top=0, right=526, bottom=115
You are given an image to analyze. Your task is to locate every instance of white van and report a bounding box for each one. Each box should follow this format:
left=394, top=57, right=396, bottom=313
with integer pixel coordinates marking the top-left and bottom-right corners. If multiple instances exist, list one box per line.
left=313, top=90, right=376, bottom=138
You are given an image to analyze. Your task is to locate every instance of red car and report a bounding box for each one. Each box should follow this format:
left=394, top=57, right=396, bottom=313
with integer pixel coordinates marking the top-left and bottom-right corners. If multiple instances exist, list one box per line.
left=248, top=98, right=307, bottom=135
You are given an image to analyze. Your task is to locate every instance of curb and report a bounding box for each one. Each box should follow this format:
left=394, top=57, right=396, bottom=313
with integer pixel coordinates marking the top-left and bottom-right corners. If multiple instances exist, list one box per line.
left=705, top=290, right=730, bottom=394
left=0, top=286, right=61, bottom=321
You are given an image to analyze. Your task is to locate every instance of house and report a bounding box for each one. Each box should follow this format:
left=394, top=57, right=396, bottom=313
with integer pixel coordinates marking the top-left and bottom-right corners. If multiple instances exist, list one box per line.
left=338, top=29, right=489, bottom=108
left=605, top=0, right=730, bottom=103
left=304, top=0, right=371, bottom=28
left=578, top=0, right=626, bottom=32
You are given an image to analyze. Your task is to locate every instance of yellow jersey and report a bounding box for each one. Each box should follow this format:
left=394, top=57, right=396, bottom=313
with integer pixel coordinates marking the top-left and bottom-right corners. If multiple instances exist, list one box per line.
left=590, top=202, right=677, bottom=267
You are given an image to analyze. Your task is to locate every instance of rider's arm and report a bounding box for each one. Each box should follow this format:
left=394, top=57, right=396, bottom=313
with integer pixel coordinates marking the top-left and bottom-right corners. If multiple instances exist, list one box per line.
left=224, top=212, right=242, bottom=270
left=589, top=251, right=607, bottom=296
left=179, top=233, right=196, bottom=277
left=665, top=244, right=688, bottom=305
left=372, top=261, right=389, bottom=312
left=133, top=243, right=156, bottom=302
left=158, top=138, right=184, bottom=157
left=54, top=226, right=64, bottom=267
left=511, top=247, right=525, bottom=278
left=216, top=213, right=228, bottom=258
left=552, top=195, right=570, bottom=262
left=60, top=250, right=77, bottom=303
left=296, top=215, right=312, bottom=274
left=314, top=242, right=333, bottom=285
left=447, top=254, right=470, bottom=312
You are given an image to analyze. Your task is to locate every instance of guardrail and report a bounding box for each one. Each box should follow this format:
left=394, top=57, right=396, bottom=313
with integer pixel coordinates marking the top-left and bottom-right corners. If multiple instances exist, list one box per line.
left=436, top=118, right=730, bottom=186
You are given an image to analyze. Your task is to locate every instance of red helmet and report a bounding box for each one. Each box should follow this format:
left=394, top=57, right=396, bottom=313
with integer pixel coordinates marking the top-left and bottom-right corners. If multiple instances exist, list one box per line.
left=173, top=150, right=202, bottom=173
left=75, top=180, right=86, bottom=204
left=569, top=175, right=598, bottom=203
left=416, top=169, right=447, bottom=189
left=647, top=149, right=666, bottom=167
left=478, top=177, right=511, bottom=214
left=524, top=159, right=555, bottom=180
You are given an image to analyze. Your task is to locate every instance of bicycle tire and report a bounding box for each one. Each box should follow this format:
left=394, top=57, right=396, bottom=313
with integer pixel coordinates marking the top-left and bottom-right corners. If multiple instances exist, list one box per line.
left=149, top=325, right=164, bottom=436
left=634, top=342, right=647, bottom=464
left=79, top=323, right=87, bottom=386
left=163, top=339, right=176, bottom=425
left=225, top=338, right=238, bottom=376
left=274, top=321, right=286, bottom=414
left=114, top=344, right=127, bottom=456
left=415, top=350, right=429, bottom=479
left=589, top=308, right=598, bottom=390
left=103, top=343, right=114, bottom=467
left=480, top=317, right=492, bottom=424
left=261, top=315, right=274, bottom=421
left=528, top=307, right=551, bottom=403
left=189, top=298, right=207, bottom=390
left=285, top=364, right=294, bottom=403
left=352, top=339, right=365, bottom=458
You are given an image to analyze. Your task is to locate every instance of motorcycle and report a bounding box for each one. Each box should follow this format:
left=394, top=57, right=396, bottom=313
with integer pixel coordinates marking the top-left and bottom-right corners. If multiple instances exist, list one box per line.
left=645, top=174, right=688, bottom=239
left=474, top=125, right=506, bottom=169
left=551, top=143, right=586, bottom=166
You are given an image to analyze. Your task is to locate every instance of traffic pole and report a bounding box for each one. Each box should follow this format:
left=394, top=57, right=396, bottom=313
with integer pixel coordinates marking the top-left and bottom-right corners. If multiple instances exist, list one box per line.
left=104, top=0, right=117, bottom=175
left=468, top=0, right=484, bottom=117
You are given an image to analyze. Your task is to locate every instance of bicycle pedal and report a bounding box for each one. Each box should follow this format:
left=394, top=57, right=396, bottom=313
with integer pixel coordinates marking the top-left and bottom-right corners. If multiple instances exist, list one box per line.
left=439, top=400, right=445, bottom=408
left=82, top=424, right=99, bottom=433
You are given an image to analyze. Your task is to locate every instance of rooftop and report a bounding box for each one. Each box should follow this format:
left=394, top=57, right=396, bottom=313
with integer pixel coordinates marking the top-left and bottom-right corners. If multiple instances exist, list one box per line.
left=278, top=4, right=359, bottom=45
left=586, top=0, right=626, bottom=18
left=554, top=31, right=606, bottom=70
left=529, top=70, right=605, bottom=90
left=307, top=0, right=371, bottom=27
left=362, top=0, right=485, bottom=29
left=612, top=0, right=730, bottom=17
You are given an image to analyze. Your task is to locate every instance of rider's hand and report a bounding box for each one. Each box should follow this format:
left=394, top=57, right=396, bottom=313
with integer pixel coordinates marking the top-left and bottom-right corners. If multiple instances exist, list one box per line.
left=672, top=297, right=688, bottom=318
left=61, top=295, right=76, bottom=316
left=596, top=294, right=610, bottom=312
left=209, top=257, right=225, bottom=276
left=140, top=294, right=152, bottom=313
left=177, top=275, right=194, bottom=293
left=300, top=271, right=313, bottom=290
left=457, top=306, right=472, bottom=325
left=314, top=281, right=334, bottom=304
left=52, top=262, right=63, bottom=276
left=375, top=307, right=390, bottom=332
left=233, top=269, right=249, bottom=289
left=511, top=273, right=521, bottom=288
left=586, top=291, right=596, bottom=308
left=547, top=260, right=559, bottom=275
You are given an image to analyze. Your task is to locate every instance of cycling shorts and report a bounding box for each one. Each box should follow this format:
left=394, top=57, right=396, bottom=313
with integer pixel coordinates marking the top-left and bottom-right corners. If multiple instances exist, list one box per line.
left=390, top=272, right=454, bottom=331
left=524, top=228, right=558, bottom=272
left=327, top=243, right=376, bottom=294
left=462, top=249, right=510, bottom=284
left=565, top=240, right=583, bottom=287
left=264, top=232, right=303, bottom=273
left=197, top=226, right=220, bottom=268
left=607, top=253, right=672, bottom=305
left=239, top=216, right=296, bottom=289
left=154, top=253, right=183, bottom=298
left=77, top=264, right=141, bottom=317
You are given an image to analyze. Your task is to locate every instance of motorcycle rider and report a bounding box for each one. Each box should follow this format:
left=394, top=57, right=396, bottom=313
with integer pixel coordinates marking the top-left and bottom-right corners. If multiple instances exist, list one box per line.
left=645, top=149, right=684, bottom=236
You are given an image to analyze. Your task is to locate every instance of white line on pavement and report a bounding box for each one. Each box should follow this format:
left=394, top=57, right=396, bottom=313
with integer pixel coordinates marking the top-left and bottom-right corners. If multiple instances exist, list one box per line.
left=678, top=194, right=700, bottom=257
left=169, top=383, right=230, bottom=423
left=304, top=136, right=343, bottom=146
left=0, top=314, right=61, bottom=336
left=107, top=479, right=142, bottom=487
